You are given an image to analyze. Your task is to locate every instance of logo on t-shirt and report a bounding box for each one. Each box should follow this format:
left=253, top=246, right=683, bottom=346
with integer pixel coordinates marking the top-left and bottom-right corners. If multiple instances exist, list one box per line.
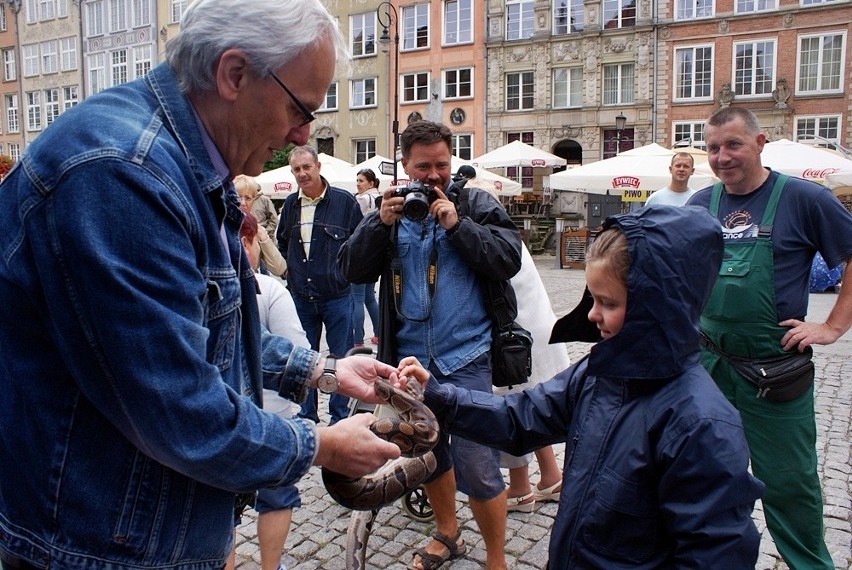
left=721, top=209, right=758, bottom=240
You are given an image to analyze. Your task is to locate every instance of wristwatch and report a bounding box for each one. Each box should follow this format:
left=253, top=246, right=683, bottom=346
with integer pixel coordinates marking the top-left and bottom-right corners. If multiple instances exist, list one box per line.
left=317, top=356, right=339, bottom=394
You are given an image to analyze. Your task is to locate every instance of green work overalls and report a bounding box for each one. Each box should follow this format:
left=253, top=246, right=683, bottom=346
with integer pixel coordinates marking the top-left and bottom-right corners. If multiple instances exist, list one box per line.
left=699, top=174, right=833, bottom=569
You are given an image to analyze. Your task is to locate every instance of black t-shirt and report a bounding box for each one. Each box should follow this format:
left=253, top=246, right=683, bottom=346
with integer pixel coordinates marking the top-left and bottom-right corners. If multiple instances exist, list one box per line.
left=688, top=169, right=852, bottom=321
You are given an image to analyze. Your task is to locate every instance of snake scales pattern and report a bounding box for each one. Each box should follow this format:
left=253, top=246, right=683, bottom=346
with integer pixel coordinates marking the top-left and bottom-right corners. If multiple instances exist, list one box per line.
left=321, top=378, right=439, bottom=569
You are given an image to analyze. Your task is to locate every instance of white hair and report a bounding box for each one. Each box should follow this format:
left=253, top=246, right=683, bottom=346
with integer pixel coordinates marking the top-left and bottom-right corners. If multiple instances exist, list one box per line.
left=165, top=0, right=348, bottom=94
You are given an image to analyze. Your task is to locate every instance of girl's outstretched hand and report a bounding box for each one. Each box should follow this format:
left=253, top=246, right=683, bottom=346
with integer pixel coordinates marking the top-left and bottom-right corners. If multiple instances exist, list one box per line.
left=396, top=356, right=431, bottom=392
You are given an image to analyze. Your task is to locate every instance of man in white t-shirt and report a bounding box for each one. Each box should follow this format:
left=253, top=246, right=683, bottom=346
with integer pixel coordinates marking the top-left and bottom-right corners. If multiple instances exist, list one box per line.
left=645, top=152, right=697, bottom=207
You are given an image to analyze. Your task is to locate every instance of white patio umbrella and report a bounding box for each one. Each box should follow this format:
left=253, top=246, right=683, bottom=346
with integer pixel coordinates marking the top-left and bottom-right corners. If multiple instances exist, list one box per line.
left=694, top=138, right=852, bottom=183
left=823, top=170, right=852, bottom=197
left=256, top=153, right=357, bottom=196
left=471, top=140, right=567, bottom=169
left=547, top=143, right=717, bottom=196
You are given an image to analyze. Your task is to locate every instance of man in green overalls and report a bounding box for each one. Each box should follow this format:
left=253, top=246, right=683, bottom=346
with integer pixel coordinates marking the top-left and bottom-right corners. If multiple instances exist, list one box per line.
left=689, top=106, right=852, bottom=569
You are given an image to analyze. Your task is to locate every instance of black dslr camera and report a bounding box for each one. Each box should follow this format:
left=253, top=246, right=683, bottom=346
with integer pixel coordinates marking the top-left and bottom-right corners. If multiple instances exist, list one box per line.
left=392, top=180, right=438, bottom=221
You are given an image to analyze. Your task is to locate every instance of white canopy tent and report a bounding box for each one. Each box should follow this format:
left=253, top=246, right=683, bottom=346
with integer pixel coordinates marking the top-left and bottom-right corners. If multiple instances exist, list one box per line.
left=471, top=140, right=568, bottom=169
left=547, top=144, right=717, bottom=197
left=256, top=153, right=356, bottom=197
left=823, top=170, right=852, bottom=197
left=694, top=138, right=852, bottom=183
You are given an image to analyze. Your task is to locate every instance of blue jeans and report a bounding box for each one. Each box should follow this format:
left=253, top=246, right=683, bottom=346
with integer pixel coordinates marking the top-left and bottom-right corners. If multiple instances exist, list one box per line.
left=292, top=293, right=354, bottom=424
left=351, top=282, right=379, bottom=343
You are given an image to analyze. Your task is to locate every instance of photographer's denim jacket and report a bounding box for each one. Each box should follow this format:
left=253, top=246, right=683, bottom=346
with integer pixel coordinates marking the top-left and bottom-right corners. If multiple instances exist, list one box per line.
left=0, top=63, right=318, bottom=569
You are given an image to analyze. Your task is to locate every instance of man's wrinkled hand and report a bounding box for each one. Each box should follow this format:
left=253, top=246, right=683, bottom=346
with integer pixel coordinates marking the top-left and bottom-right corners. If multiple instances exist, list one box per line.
left=313, top=414, right=400, bottom=477
left=779, top=319, right=843, bottom=351
left=334, top=355, right=398, bottom=404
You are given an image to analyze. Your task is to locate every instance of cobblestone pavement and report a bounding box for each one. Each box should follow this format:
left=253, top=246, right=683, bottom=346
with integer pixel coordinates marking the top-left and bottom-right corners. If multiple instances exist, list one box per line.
left=235, top=255, right=852, bottom=570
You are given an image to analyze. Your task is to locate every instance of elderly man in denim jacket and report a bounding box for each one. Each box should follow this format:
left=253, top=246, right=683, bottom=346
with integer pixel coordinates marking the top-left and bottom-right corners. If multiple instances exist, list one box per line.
left=0, top=2, right=401, bottom=569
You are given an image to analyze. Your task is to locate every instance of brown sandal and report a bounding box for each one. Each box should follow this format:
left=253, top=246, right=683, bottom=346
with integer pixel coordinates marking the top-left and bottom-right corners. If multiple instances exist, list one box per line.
left=409, top=529, right=467, bottom=570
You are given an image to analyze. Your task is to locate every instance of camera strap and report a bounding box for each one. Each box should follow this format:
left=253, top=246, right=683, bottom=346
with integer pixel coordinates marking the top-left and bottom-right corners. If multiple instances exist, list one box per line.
left=390, top=221, right=438, bottom=323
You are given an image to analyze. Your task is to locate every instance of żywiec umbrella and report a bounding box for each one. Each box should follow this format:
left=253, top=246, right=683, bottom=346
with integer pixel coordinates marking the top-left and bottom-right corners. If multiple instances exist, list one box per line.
left=471, top=140, right=567, bottom=169
left=256, top=153, right=356, bottom=196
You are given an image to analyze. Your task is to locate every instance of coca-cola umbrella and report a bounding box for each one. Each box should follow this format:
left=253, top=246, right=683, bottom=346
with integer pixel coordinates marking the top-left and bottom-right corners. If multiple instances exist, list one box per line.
left=694, top=138, right=852, bottom=183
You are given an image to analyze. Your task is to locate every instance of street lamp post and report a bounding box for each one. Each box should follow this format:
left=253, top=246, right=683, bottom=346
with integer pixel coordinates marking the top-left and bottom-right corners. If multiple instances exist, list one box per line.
left=615, top=113, right=627, bottom=156
left=377, top=2, right=399, bottom=183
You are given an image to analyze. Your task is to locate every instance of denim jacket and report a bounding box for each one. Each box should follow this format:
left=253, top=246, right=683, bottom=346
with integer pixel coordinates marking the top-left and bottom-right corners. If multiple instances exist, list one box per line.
left=0, top=63, right=319, bottom=569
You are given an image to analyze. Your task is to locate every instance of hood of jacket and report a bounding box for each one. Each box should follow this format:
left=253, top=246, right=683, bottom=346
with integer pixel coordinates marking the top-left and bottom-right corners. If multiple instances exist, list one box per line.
left=585, top=205, right=722, bottom=380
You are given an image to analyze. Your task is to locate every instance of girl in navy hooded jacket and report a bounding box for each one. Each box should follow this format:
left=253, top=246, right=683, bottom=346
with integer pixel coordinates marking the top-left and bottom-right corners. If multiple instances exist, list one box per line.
left=398, top=205, right=764, bottom=569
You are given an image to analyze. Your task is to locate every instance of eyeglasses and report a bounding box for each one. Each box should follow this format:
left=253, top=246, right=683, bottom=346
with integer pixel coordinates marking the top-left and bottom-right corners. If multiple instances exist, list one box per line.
left=269, top=73, right=316, bottom=127
left=238, top=195, right=256, bottom=203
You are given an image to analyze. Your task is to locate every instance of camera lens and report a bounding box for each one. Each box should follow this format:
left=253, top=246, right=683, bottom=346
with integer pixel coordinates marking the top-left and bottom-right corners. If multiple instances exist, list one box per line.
left=402, top=192, right=430, bottom=221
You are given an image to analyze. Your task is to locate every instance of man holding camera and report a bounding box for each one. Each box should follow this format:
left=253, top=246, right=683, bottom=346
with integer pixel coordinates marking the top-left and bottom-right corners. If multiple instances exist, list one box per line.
left=338, top=121, right=521, bottom=569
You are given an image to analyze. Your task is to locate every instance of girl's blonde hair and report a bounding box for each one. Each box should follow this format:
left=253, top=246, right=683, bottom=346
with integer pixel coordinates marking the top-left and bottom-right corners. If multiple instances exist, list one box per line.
left=586, top=228, right=629, bottom=287
left=233, top=174, right=260, bottom=197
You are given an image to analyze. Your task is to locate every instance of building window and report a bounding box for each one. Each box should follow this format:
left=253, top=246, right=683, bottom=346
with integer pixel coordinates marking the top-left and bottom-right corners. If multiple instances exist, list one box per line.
left=131, top=0, right=151, bottom=27
left=88, top=53, right=106, bottom=95
left=60, top=37, right=77, bottom=71
left=354, top=139, right=376, bottom=164
left=553, top=67, right=582, bottom=108
left=402, top=4, right=429, bottom=51
left=506, top=0, right=534, bottom=40
left=111, top=50, right=128, bottom=87
left=351, top=78, right=376, bottom=108
left=63, top=85, right=78, bottom=110
left=133, top=45, right=151, bottom=78
left=319, top=82, right=338, bottom=112
left=506, top=71, right=534, bottom=111
left=316, top=137, right=334, bottom=156
left=444, top=68, right=472, bottom=99
left=734, top=39, right=775, bottom=97
left=26, top=91, right=41, bottom=131
left=351, top=13, right=376, bottom=58
left=672, top=122, right=706, bottom=149
left=170, top=0, right=187, bottom=24
left=796, top=32, right=844, bottom=95
left=6, top=94, right=18, bottom=133
left=452, top=133, right=472, bottom=160
left=0, top=6, right=6, bottom=30
left=602, top=128, right=634, bottom=158
left=402, top=72, right=429, bottom=103
left=39, top=0, right=55, bottom=20
left=57, top=0, right=67, bottom=18
left=602, top=63, right=635, bottom=105
left=507, top=132, right=534, bottom=187
left=735, top=0, right=777, bottom=13
left=22, top=45, right=38, bottom=78
left=86, top=0, right=104, bottom=36
left=794, top=115, right=840, bottom=145
left=44, top=88, right=60, bottom=126
left=553, top=0, right=584, bottom=34
left=108, top=0, right=126, bottom=32
left=3, top=49, right=16, bottom=81
left=602, top=0, right=635, bottom=29
left=674, top=45, right=713, bottom=100
left=675, top=0, right=713, bottom=19
left=8, top=143, right=20, bottom=161
left=444, top=0, right=472, bottom=45
left=41, top=40, right=58, bottom=75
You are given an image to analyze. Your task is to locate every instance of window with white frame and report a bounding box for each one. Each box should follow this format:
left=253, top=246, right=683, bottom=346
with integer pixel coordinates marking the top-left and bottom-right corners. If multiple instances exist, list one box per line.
left=63, top=85, right=78, bottom=110
left=402, top=4, right=429, bottom=50
left=402, top=72, right=429, bottom=103
left=57, top=0, right=67, bottom=18
left=0, top=6, right=6, bottom=30
left=351, top=78, right=376, bottom=108
left=109, top=0, right=126, bottom=32
left=354, top=139, right=376, bottom=164
left=319, top=82, right=338, bottom=111
left=88, top=53, right=106, bottom=95
left=553, top=0, right=584, bottom=34
left=351, top=13, right=376, bottom=58
left=5, top=94, right=18, bottom=133
left=444, top=68, right=472, bottom=99
left=674, top=45, right=713, bottom=100
left=8, top=143, right=19, bottom=161
left=796, top=32, right=844, bottom=95
left=39, top=0, right=55, bottom=20
left=170, top=0, right=187, bottom=24
left=733, top=39, right=775, bottom=96
left=602, top=0, right=635, bottom=29
left=134, top=45, right=151, bottom=78
left=444, top=0, right=472, bottom=45
left=87, top=0, right=104, bottom=36
left=131, top=0, right=151, bottom=27
left=3, top=49, right=15, bottom=81
left=60, top=37, right=77, bottom=71
left=26, top=91, right=41, bottom=131
left=553, top=67, right=582, bottom=108
left=506, top=71, right=534, bottom=110
left=44, top=88, right=60, bottom=125
left=506, top=0, right=534, bottom=40
left=452, top=133, right=473, bottom=160
left=794, top=115, right=840, bottom=145
left=25, top=0, right=36, bottom=24
left=507, top=132, right=534, bottom=187
left=603, top=63, right=635, bottom=105
left=22, top=44, right=38, bottom=78
left=802, top=0, right=841, bottom=4
left=735, top=0, right=777, bottom=13
left=111, top=49, right=128, bottom=86
left=675, top=0, right=713, bottom=19
left=672, top=121, right=706, bottom=149
left=41, top=40, right=58, bottom=74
